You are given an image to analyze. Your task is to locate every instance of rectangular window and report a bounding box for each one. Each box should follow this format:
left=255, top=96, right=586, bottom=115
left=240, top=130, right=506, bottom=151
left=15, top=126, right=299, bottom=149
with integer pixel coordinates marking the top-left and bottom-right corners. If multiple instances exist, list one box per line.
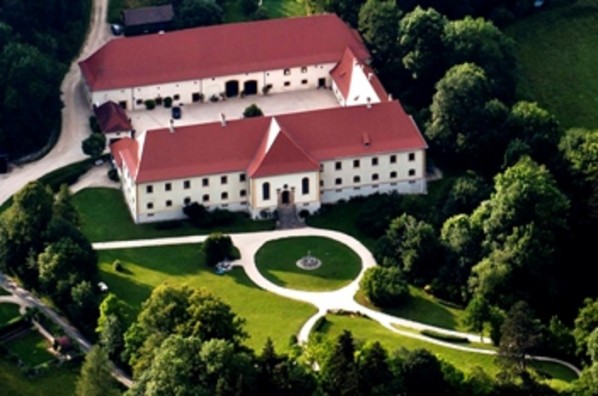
left=221, top=176, right=228, bottom=185
left=202, top=178, right=209, bottom=187
left=173, top=94, right=180, bottom=101
left=240, top=189, right=247, bottom=197
left=183, top=180, right=190, bottom=189
left=221, top=192, right=228, bottom=200
left=390, top=155, right=397, bottom=164
left=372, top=157, right=378, bottom=166
left=353, top=159, right=360, bottom=168
left=284, top=81, right=291, bottom=87
left=335, top=161, right=342, bottom=170
left=301, top=79, right=308, bottom=85
left=408, top=152, right=416, bottom=161
left=165, top=183, right=172, bottom=191
left=301, top=66, right=307, bottom=73
left=147, top=202, right=153, bottom=209
left=166, top=200, right=172, bottom=207
left=409, top=169, right=416, bottom=176
left=284, top=68, right=291, bottom=75
left=335, top=178, right=342, bottom=185
left=239, top=173, right=246, bottom=182
left=146, top=185, right=153, bottom=194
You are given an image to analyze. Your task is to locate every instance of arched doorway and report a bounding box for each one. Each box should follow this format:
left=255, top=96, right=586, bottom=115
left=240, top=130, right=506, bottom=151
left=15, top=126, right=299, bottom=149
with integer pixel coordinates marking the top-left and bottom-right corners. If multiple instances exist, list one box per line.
left=281, top=190, right=290, bottom=205
left=225, top=80, right=239, bottom=97
left=244, top=80, right=258, bottom=96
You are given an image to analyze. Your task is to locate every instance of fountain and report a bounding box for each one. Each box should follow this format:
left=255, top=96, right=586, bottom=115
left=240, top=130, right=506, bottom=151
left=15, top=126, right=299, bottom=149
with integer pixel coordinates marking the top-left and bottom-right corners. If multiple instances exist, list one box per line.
left=296, top=250, right=322, bottom=270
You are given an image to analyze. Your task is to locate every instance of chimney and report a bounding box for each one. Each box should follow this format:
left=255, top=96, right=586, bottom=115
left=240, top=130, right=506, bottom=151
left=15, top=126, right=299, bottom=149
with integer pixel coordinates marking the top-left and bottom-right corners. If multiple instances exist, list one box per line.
left=388, top=93, right=392, bottom=101
left=169, top=118, right=174, bottom=133
left=366, top=97, right=371, bottom=109
left=367, top=73, right=373, bottom=81
left=220, top=113, right=226, bottom=127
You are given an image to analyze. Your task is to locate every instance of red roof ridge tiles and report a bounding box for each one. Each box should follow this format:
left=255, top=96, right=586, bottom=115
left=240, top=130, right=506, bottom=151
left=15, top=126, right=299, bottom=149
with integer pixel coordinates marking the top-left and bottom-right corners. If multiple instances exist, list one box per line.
left=94, top=101, right=132, bottom=133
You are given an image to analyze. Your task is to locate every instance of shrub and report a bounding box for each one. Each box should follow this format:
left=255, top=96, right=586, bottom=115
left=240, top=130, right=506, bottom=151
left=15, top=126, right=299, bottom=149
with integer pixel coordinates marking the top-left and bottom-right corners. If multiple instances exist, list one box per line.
left=243, top=103, right=264, bottom=118
left=89, top=115, right=101, bottom=133
left=360, top=266, right=410, bottom=307
left=107, top=168, right=119, bottom=182
left=113, top=260, right=123, bottom=272
left=299, top=209, right=310, bottom=219
left=203, top=233, right=235, bottom=267
left=420, top=329, right=470, bottom=344
left=262, top=84, right=272, bottom=95
left=163, top=97, right=173, bottom=108
left=313, top=316, right=328, bottom=332
left=144, top=99, right=156, bottom=110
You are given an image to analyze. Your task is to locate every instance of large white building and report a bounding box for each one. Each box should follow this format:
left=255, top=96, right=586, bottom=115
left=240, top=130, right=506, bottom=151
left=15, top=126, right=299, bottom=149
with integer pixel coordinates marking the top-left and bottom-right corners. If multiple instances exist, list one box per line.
left=80, top=14, right=428, bottom=223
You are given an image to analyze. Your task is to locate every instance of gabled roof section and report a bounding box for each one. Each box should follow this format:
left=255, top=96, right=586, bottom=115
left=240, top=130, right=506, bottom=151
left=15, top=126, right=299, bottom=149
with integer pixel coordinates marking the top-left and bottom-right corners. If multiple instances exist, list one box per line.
left=247, top=119, right=319, bottom=178
left=94, top=101, right=132, bottom=133
left=111, top=138, right=139, bottom=178
left=330, top=47, right=357, bottom=100
left=80, top=14, right=371, bottom=91
left=122, top=4, right=174, bottom=27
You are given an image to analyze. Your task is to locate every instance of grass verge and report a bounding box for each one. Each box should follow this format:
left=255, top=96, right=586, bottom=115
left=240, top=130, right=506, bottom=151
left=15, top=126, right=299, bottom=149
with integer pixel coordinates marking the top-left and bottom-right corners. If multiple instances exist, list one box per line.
left=255, top=236, right=362, bottom=291
left=98, top=244, right=316, bottom=352
left=5, top=330, right=53, bottom=366
left=318, top=314, right=576, bottom=388
left=0, top=303, right=20, bottom=326
left=356, top=286, right=467, bottom=331
left=0, top=357, right=78, bottom=396
left=73, top=187, right=274, bottom=242
left=507, top=0, right=598, bottom=129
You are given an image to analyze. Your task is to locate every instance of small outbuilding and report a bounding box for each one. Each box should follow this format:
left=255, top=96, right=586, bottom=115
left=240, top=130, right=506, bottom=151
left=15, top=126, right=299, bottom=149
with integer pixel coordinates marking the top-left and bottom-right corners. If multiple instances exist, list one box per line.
left=122, top=4, right=174, bottom=36
left=93, top=101, right=134, bottom=147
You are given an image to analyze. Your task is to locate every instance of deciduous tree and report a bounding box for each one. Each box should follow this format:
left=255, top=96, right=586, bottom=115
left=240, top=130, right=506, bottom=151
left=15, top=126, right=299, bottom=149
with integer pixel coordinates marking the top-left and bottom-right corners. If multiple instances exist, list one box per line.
left=75, top=346, right=119, bottom=396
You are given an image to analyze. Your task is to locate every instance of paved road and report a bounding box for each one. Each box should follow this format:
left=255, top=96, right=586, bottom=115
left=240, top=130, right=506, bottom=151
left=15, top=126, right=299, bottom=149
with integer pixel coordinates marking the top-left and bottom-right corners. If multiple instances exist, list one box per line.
left=0, top=0, right=112, bottom=206
left=93, top=227, right=583, bottom=377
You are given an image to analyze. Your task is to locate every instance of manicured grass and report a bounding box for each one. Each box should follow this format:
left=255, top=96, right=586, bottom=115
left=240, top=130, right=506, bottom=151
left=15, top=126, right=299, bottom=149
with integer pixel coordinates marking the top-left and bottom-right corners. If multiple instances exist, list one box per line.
left=223, top=0, right=307, bottom=22
left=255, top=236, right=362, bottom=291
left=507, top=0, right=598, bottom=129
left=0, top=303, right=21, bottom=326
left=0, top=357, right=78, bottom=396
left=5, top=330, right=53, bottom=366
left=356, top=286, right=467, bottom=331
left=98, top=244, right=316, bottom=352
left=72, top=187, right=274, bottom=242
left=319, top=314, right=576, bottom=388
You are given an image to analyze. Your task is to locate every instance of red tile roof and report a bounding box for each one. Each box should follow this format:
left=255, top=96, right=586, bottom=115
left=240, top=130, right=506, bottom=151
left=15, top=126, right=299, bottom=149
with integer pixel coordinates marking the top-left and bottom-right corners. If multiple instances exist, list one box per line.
left=80, top=14, right=370, bottom=91
left=112, top=101, right=427, bottom=183
left=111, top=138, right=138, bottom=176
left=94, top=101, right=132, bottom=133
left=330, top=47, right=356, bottom=100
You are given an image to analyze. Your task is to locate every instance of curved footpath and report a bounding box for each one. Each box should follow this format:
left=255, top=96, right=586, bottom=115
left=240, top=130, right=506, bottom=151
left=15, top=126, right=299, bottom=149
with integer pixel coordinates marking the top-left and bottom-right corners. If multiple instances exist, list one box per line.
left=0, top=0, right=112, bottom=206
left=93, top=227, right=581, bottom=377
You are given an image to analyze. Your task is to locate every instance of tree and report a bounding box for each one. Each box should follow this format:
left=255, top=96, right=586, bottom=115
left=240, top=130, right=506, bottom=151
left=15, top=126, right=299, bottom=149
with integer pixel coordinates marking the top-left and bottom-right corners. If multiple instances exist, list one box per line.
left=426, top=63, right=508, bottom=172
left=203, top=232, right=235, bottom=267
left=384, top=213, right=442, bottom=285
left=358, top=0, right=401, bottom=69
left=69, top=281, right=99, bottom=334
left=320, top=330, right=358, bottom=396
left=463, top=295, right=491, bottom=341
left=497, top=301, right=542, bottom=376
left=174, top=0, right=224, bottom=30
left=240, top=0, right=259, bottom=15
left=573, top=298, right=598, bottom=358
left=443, top=16, right=516, bottom=100
left=401, top=348, right=448, bottom=396
left=356, top=341, right=393, bottom=396
left=243, top=103, right=263, bottom=118
left=97, top=293, right=128, bottom=362
left=360, top=266, right=409, bottom=307
left=53, top=184, right=80, bottom=226
left=75, top=346, right=119, bottom=396
left=82, top=133, right=106, bottom=159
left=442, top=172, right=491, bottom=219
left=398, top=6, right=447, bottom=105
left=324, top=0, right=365, bottom=27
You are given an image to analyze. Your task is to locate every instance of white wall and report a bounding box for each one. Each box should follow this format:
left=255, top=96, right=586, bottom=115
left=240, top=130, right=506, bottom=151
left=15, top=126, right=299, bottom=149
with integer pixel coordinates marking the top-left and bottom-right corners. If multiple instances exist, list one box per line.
left=320, top=178, right=426, bottom=203
left=344, top=64, right=381, bottom=106
left=250, top=171, right=319, bottom=211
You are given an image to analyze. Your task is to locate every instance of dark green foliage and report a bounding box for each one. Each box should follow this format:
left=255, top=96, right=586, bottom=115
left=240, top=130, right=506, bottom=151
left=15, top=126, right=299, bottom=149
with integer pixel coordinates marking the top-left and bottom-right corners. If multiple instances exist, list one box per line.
left=463, top=295, right=491, bottom=340
left=38, top=158, right=94, bottom=192
left=163, top=96, right=173, bottom=108
left=356, top=341, right=394, bottom=395
left=203, top=232, right=236, bottom=267
left=75, top=346, right=119, bottom=396
left=240, top=0, right=259, bottom=15
left=442, top=172, right=491, bottom=219
left=356, top=192, right=402, bottom=238
left=321, top=330, right=358, bottom=396
left=401, top=348, right=448, bottom=396
left=360, top=266, right=409, bottom=307
left=143, top=99, right=155, bottom=110
left=358, top=0, right=401, bottom=69
left=175, top=0, right=224, bottom=29
left=324, top=0, right=365, bottom=27
left=183, top=202, right=236, bottom=227
left=89, top=115, right=101, bottom=134
left=573, top=298, right=598, bottom=358
left=82, top=133, right=106, bottom=159
left=243, top=103, right=264, bottom=118
left=96, top=293, right=128, bottom=363
left=107, top=168, right=119, bottom=182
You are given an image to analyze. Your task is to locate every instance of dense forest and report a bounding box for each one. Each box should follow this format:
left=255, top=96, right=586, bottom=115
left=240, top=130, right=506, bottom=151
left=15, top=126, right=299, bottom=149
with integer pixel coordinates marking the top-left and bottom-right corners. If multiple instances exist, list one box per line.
left=0, top=0, right=90, bottom=160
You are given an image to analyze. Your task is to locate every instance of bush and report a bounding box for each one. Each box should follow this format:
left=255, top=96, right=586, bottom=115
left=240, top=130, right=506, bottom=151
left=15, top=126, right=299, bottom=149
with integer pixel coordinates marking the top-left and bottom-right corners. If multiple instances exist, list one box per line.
left=360, top=266, right=410, bottom=307
left=144, top=99, right=156, bottom=110
left=203, top=233, right=235, bottom=267
left=243, top=103, right=264, bottom=118
left=89, top=115, right=101, bottom=133
left=356, top=192, right=401, bottom=238
left=420, top=329, right=470, bottom=344
left=113, top=260, right=123, bottom=272
left=39, top=159, right=94, bottom=192
left=107, top=168, right=119, bottom=182
left=163, top=97, right=173, bottom=108
left=183, top=202, right=236, bottom=227
left=299, top=209, right=310, bottom=219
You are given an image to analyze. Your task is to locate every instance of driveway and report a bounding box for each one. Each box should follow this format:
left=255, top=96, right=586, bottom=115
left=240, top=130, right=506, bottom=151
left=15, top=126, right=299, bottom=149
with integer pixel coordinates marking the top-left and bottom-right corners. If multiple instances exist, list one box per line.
left=0, top=0, right=113, bottom=206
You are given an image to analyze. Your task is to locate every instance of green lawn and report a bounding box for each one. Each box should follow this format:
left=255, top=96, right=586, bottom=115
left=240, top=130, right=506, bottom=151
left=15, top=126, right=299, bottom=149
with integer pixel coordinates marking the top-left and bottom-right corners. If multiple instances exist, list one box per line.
left=98, top=244, right=316, bottom=352
left=223, top=0, right=307, bottom=22
left=0, top=358, right=78, bottom=396
left=356, top=286, right=467, bottom=331
left=507, top=0, right=598, bottom=129
left=319, top=314, right=576, bottom=388
left=0, top=303, right=21, bottom=326
left=5, top=330, right=53, bottom=366
left=72, top=188, right=274, bottom=242
left=255, top=236, right=362, bottom=291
